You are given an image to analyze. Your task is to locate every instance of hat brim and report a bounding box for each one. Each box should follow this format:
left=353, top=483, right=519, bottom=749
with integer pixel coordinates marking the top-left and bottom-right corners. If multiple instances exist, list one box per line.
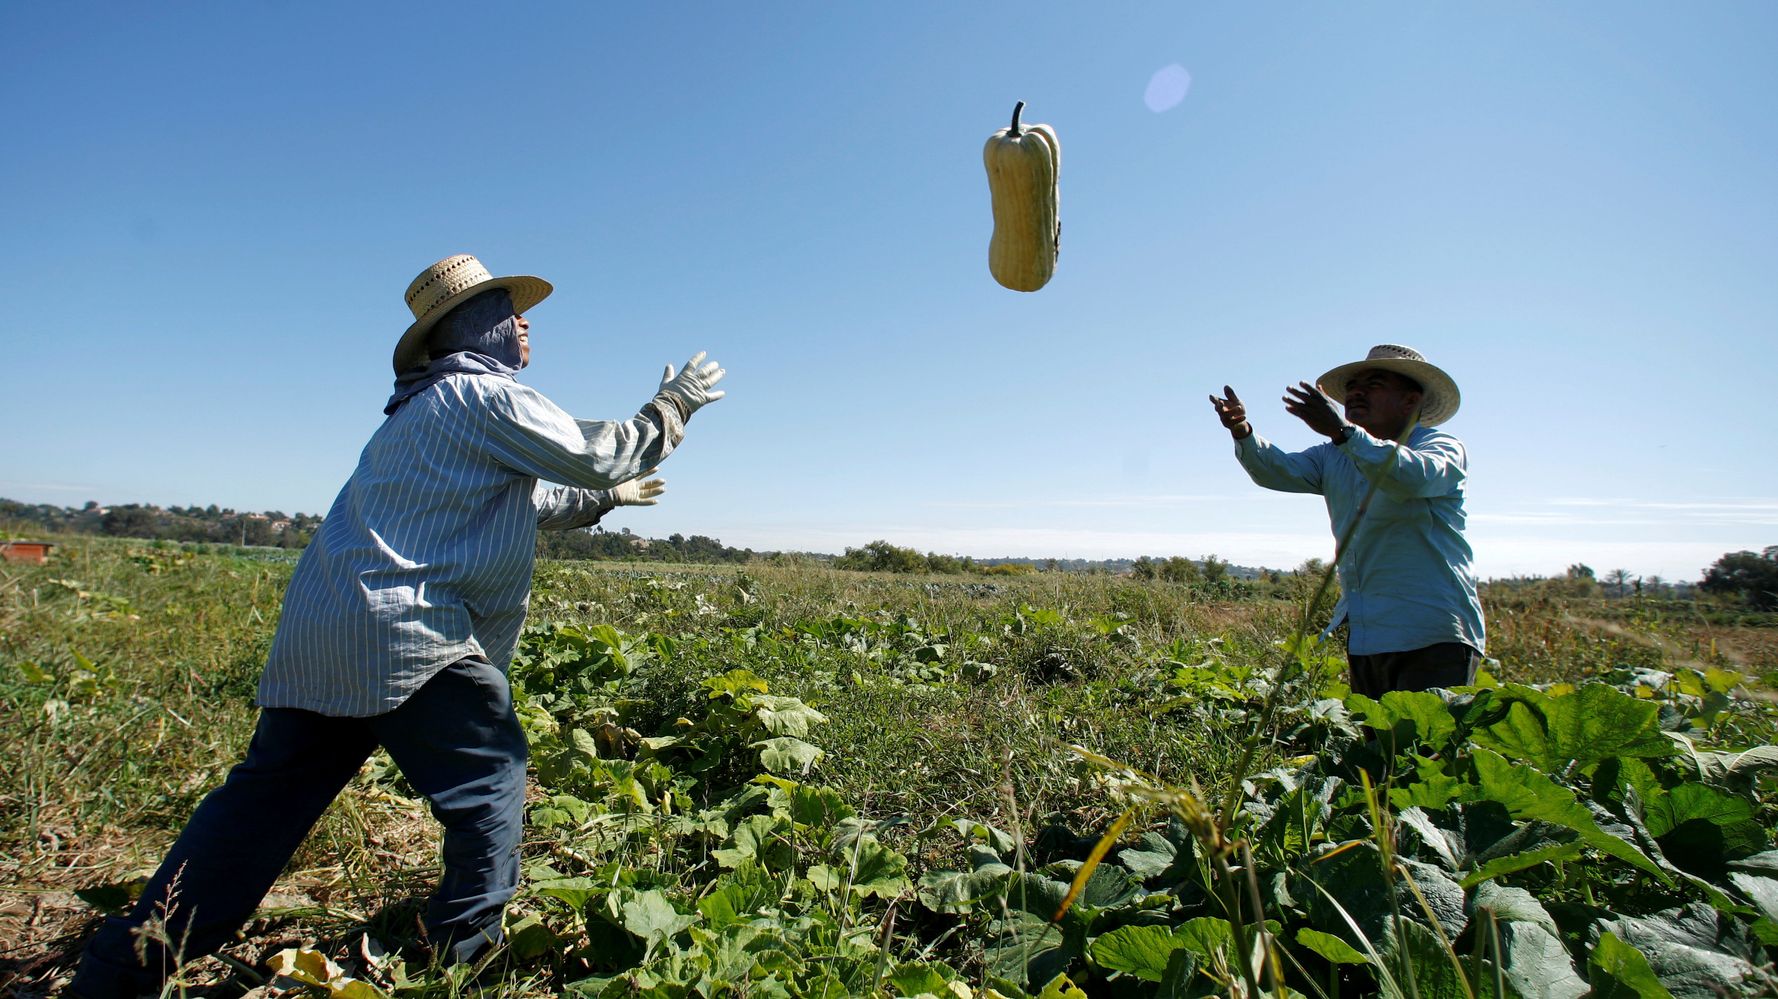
left=1317, top=357, right=1460, bottom=427
left=392, top=274, right=553, bottom=373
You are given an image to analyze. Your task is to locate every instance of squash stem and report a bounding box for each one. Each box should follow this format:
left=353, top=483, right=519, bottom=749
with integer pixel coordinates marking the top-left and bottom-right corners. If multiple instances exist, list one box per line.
left=1010, top=101, right=1025, bottom=137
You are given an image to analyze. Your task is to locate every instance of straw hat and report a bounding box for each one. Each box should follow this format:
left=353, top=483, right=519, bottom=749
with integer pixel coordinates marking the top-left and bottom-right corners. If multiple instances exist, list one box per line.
left=1317, top=344, right=1460, bottom=427
left=392, top=254, right=553, bottom=373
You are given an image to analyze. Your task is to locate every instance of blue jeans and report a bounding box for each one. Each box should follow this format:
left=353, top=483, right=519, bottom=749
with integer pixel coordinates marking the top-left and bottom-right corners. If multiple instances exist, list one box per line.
left=70, top=658, right=528, bottom=998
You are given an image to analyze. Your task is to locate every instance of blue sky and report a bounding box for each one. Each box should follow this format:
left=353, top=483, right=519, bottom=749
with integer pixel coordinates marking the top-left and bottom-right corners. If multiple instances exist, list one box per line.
left=4, top=3, right=1774, bottom=581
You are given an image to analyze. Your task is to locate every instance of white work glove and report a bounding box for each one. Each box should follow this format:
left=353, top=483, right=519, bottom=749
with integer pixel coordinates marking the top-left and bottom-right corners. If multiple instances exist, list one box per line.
left=610, top=478, right=665, bottom=507
left=656, top=351, right=727, bottom=418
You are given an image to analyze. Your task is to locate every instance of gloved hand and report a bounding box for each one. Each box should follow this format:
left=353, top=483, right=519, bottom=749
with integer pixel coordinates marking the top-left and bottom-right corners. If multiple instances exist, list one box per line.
left=656, top=351, right=727, bottom=418
left=611, top=478, right=665, bottom=507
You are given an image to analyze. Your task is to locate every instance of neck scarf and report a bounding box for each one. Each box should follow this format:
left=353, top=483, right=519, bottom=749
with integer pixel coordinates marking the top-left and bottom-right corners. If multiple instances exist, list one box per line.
left=385, top=288, right=521, bottom=415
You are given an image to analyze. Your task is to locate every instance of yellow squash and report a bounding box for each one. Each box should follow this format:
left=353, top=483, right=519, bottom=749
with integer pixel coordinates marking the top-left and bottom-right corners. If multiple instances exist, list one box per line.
left=983, top=101, right=1060, bottom=292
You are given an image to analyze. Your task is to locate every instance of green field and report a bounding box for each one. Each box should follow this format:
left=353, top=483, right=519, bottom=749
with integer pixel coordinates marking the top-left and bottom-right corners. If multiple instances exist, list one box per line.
left=3, top=538, right=1777, bottom=997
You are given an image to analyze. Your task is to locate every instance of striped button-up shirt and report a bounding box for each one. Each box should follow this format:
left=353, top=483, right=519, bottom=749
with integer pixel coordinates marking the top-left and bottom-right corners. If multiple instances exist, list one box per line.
left=1235, top=425, right=1485, bottom=656
left=258, top=372, right=683, bottom=716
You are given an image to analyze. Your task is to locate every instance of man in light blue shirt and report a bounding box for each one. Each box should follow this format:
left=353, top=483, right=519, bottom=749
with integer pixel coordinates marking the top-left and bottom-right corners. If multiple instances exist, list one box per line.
left=72, top=254, right=728, bottom=997
left=1208, top=344, right=1484, bottom=697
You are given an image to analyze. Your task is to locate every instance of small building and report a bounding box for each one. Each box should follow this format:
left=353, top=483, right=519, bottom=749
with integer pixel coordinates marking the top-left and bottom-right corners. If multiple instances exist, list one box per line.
left=0, top=541, right=55, bottom=564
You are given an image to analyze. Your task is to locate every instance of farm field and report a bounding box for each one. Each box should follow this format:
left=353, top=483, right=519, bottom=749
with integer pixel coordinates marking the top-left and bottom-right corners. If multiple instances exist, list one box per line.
left=3, top=538, right=1777, bottom=997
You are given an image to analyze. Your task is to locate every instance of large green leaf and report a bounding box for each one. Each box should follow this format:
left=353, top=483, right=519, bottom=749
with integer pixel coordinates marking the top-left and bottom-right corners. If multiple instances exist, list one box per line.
left=1470, top=881, right=1559, bottom=937
left=1643, top=783, right=1768, bottom=877
left=766, top=779, right=855, bottom=830
left=704, top=669, right=770, bottom=699
left=752, top=736, right=823, bottom=775
left=1390, top=756, right=1463, bottom=811
left=697, top=874, right=776, bottom=929
left=532, top=875, right=604, bottom=911
left=1116, top=830, right=1179, bottom=879
left=1396, top=805, right=1463, bottom=872
left=1354, top=690, right=1457, bottom=752
left=918, top=865, right=1011, bottom=912
left=1464, top=749, right=1666, bottom=881
left=1400, top=859, right=1470, bottom=940
left=1594, top=903, right=1764, bottom=997
left=1472, top=883, right=1586, bottom=999
left=749, top=694, right=827, bottom=738
left=1034, top=861, right=1142, bottom=915
left=1726, top=872, right=1778, bottom=924
left=1295, top=927, right=1368, bottom=965
left=1033, top=974, right=1089, bottom=999
left=1172, top=915, right=1236, bottom=964
left=1461, top=840, right=1583, bottom=888
left=1586, top=932, right=1674, bottom=999
left=838, top=836, right=912, bottom=899
left=1496, top=920, right=1588, bottom=999
left=1378, top=918, right=1511, bottom=998
left=886, top=962, right=956, bottom=997
left=1253, top=774, right=1342, bottom=862
left=1473, top=683, right=1672, bottom=773
left=1296, top=843, right=1399, bottom=947
left=617, top=889, right=698, bottom=957
left=1682, top=744, right=1778, bottom=793
left=984, top=909, right=1074, bottom=987
left=713, top=814, right=795, bottom=871
left=1089, top=924, right=1187, bottom=982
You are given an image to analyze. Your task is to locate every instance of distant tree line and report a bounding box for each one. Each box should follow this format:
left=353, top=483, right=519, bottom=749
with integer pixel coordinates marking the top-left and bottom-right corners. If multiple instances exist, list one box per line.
left=8, top=495, right=1769, bottom=609
left=1701, top=546, right=1778, bottom=611
left=832, top=540, right=1037, bottom=576
left=831, top=539, right=1286, bottom=580
left=0, top=497, right=758, bottom=565
left=533, top=526, right=755, bottom=564
left=1, top=498, right=321, bottom=548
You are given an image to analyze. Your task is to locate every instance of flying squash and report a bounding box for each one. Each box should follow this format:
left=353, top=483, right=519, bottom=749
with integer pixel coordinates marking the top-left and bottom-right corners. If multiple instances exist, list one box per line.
left=983, top=101, right=1060, bottom=292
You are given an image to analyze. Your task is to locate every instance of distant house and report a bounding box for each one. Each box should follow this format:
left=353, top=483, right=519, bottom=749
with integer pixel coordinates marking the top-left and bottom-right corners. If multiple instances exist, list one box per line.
left=0, top=541, right=54, bottom=564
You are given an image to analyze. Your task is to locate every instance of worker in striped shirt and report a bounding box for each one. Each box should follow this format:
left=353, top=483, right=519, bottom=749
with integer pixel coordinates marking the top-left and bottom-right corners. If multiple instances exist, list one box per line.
left=71, top=255, right=728, bottom=996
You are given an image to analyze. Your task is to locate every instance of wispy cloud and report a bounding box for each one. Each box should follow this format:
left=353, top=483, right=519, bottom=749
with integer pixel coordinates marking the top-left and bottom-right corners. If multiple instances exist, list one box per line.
left=1477, top=497, right=1778, bottom=528
left=1546, top=498, right=1778, bottom=513
left=0, top=480, right=103, bottom=494
left=921, top=494, right=1236, bottom=510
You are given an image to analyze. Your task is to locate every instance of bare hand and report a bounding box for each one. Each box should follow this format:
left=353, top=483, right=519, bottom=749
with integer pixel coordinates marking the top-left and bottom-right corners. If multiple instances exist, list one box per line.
left=1283, top=381, right=1348, bottom=440
left=1208, top=385, right=1252, bottom=440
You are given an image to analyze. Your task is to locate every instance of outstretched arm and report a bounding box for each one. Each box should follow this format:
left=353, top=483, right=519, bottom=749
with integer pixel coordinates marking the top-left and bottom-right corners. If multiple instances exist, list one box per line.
left=534, top=477, right=666, bottom=531
left=481, top=354, right=726, bottom=490
left=1213, top=384, right=1326, bottom=494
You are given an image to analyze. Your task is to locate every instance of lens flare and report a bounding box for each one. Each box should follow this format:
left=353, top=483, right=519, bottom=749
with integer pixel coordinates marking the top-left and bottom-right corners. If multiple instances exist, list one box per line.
left=1144, top=63, right=1192, bottom=112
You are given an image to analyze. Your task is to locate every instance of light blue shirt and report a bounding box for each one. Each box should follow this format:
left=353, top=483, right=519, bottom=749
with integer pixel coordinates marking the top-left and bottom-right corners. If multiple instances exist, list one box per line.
left=258, top=372, right=683, bottom=716
left=1235, top=425, right=1485, bottom=656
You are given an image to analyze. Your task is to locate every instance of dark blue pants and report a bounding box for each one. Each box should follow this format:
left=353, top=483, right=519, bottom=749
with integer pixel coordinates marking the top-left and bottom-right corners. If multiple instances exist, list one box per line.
left=70, top=658, right=528, bottom=998
left=1347, top=641, right=1481, bottom=699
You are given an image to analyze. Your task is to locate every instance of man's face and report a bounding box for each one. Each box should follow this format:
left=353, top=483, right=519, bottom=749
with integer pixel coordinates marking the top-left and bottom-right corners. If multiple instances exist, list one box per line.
left=1342, top=368, right=1422, bottom=438
left=515, top=314, right=531, bottom=369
